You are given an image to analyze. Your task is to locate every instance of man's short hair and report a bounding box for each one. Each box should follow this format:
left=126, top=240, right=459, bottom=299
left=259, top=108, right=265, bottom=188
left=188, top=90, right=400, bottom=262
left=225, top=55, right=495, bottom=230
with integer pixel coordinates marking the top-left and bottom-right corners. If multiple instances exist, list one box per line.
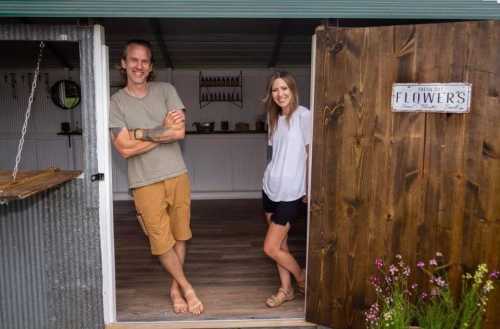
left=119, top=39, right=156, bottom=84
left=121, top=39, right=155, bottom=64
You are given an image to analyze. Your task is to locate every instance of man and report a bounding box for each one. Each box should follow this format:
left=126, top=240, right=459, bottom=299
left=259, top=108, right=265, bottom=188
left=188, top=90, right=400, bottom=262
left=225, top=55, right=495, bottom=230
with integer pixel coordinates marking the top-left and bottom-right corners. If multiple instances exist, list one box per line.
left=109, top=40, right=203, bottom=315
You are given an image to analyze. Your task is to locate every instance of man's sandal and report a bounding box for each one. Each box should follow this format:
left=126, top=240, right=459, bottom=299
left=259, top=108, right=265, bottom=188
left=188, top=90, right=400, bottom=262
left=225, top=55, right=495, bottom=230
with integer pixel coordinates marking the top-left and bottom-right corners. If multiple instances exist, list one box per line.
left=265, top=288, right=295, bottom=308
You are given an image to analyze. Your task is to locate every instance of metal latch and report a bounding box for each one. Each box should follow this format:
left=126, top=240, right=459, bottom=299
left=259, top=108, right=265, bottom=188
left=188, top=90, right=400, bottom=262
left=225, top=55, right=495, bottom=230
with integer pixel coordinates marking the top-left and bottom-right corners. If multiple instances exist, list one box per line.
left=90, top=173, right=104, bottom=182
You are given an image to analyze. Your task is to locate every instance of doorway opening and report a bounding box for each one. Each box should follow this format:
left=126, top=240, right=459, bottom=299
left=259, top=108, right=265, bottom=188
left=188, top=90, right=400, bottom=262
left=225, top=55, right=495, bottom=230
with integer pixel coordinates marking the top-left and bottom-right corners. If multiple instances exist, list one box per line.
left=103, top=18, right=317, bottom=323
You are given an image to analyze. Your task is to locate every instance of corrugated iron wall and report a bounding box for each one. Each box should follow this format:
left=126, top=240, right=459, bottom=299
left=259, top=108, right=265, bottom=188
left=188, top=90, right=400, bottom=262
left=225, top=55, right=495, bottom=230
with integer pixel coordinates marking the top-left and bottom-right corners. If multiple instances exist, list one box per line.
left=0, top=25, right=103, bottom=329
left=0, top=0, right=499, bottom=19
left=0, top=181, right=103, bottom=329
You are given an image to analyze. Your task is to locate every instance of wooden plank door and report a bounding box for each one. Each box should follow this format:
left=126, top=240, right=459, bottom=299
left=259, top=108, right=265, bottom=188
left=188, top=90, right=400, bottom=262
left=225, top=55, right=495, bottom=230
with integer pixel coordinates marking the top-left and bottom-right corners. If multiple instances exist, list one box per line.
left=306, top=21, right=499, bottom=329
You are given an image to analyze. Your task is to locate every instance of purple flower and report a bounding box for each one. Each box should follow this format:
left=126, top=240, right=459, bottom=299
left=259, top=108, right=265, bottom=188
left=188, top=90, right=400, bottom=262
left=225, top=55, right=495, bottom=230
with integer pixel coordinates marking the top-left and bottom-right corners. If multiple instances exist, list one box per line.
left=420, top=292, right=428, bottom=300
left=369, top=275, right=381, bottom=288
left=364, top=302, right=380, bottom=324
left=417, top=261, right=425, bottom=269
left=389, top=264, right=398, bottom=274
left=489, top=271, right=500, bottom=280
left=433, top=276, right=447, bottom=288
left=429, top=259, right=438, bottom=266
left=375, top=258, right=384, bottom=270
left=411, top=283, right=418, bottom=290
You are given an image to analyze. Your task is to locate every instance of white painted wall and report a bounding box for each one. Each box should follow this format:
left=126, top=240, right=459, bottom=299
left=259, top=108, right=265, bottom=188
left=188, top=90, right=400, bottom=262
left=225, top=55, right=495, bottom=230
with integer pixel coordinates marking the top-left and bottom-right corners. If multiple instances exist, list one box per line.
left=1, top=67, right=310, bottom=198
left=109, top=67, right=311, bottom=131
left=0, top=68, right=83, bottom=171
left=110, top=67, right=311, bottom=198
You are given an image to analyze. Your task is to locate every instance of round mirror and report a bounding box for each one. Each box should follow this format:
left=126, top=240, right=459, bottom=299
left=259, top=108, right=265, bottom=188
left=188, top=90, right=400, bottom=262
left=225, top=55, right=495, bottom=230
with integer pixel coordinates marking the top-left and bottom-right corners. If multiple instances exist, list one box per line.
left=50, top=80, right=81, bottom=110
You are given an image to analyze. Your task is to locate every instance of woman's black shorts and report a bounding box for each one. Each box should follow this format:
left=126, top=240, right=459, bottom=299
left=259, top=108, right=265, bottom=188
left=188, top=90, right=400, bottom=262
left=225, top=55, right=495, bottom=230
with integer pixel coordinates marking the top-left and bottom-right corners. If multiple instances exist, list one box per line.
left=262, top=191, right=306, bottom=226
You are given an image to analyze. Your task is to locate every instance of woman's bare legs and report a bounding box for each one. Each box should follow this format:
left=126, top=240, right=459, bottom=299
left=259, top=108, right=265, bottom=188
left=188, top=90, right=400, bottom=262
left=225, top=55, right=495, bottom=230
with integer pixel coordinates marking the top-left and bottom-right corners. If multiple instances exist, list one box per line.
left=265, top=213, right=293, bottom=291
left=263, top=219, right=305, bottom=286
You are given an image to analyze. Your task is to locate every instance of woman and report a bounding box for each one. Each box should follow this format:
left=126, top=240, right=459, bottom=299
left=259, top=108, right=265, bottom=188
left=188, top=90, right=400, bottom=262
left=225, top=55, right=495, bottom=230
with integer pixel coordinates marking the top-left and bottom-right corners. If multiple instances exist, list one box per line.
left=261, top=71, right=310, bottom=308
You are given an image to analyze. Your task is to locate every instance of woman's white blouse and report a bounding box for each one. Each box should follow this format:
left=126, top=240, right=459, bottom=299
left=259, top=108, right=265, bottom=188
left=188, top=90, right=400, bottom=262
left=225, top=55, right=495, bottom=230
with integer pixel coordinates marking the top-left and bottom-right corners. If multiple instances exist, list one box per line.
left=263, top=106, right=312, bottom=202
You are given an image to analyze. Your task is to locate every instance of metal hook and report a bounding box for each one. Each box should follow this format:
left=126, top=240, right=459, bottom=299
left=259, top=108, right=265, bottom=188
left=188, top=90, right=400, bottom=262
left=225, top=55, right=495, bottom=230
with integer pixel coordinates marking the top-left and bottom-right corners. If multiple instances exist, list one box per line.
left=330, top=41, right=344, bottom=55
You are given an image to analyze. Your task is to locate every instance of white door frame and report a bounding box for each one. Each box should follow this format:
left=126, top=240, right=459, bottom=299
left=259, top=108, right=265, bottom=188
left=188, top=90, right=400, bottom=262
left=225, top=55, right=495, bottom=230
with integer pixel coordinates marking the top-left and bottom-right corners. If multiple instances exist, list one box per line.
left=94, top=24, right=116, bottom=324
left=304, top=32, right=316, bottom=319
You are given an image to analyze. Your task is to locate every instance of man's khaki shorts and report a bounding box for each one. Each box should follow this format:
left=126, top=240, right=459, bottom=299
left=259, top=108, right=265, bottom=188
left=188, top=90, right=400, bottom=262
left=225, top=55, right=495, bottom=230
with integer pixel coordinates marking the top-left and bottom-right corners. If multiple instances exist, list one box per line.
left=132, top=173, right=192, bottom=256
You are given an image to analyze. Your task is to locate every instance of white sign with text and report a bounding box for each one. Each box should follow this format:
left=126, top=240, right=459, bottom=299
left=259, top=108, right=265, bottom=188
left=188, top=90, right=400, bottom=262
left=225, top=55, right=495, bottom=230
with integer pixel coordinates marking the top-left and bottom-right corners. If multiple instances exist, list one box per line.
left=391, top=83, right=472, bottom=113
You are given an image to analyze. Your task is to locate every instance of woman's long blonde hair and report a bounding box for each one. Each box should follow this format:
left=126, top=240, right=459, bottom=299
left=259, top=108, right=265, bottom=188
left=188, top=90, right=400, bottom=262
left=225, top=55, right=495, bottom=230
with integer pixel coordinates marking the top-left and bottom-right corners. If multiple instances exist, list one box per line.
left=262, top=71, right=299, bottom=137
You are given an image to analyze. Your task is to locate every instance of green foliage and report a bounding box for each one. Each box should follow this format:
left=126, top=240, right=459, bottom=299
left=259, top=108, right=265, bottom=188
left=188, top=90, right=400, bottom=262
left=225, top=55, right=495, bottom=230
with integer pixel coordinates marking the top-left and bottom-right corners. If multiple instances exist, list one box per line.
left=365, top=254, right=499, bottom=329
left=415, top=287, right=457, bottom=329
left=365, top=255, right=413, bottom=329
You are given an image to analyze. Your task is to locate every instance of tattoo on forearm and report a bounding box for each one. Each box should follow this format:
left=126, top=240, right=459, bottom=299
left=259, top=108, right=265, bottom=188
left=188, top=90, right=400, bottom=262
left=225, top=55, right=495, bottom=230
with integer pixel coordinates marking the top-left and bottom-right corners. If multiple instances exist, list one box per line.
left=130, top=125, right=179, bottom=143
left=143, top=126, right=173, bottom=142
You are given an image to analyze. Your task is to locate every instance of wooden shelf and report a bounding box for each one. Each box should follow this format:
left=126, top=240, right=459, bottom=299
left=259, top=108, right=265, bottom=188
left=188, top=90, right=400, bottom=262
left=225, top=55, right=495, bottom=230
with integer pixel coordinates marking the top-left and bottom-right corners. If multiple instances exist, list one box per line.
left=57, top=131, right=82, bottom=147
left=186, top=130, right=266, bottom=135
left=57, top=131, right=82, bottom=136
left=0, top=168, right=82, bottom=202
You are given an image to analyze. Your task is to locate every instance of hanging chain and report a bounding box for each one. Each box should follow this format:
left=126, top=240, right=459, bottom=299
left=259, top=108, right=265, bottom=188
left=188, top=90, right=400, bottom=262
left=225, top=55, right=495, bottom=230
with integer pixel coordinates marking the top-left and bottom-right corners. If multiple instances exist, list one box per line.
left=12, top=41, right=45, bottom=182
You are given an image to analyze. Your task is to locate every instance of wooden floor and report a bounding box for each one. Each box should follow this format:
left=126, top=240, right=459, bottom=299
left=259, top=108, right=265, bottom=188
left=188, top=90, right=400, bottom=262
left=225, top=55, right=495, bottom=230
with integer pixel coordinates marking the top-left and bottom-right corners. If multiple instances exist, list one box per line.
left=114, top=199, right=307, bottom=322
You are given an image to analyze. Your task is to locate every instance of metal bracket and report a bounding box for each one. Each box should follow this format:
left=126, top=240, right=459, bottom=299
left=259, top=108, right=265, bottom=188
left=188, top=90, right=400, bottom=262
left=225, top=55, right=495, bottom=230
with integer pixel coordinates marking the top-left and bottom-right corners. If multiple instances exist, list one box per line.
left=330, top=41, right=344, bottom=55
left=90, top=173, right=104, bottom=182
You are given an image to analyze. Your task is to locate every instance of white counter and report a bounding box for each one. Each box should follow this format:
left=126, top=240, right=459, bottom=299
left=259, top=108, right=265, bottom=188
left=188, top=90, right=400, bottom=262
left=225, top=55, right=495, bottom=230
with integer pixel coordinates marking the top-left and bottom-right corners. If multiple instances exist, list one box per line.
left=112, top=133, right=268, bottom=200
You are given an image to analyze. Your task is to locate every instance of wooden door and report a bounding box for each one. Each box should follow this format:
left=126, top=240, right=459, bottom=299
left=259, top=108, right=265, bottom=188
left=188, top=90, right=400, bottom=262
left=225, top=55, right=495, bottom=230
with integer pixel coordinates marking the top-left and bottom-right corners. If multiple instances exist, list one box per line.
left=306, top=21, right=499, bottom=329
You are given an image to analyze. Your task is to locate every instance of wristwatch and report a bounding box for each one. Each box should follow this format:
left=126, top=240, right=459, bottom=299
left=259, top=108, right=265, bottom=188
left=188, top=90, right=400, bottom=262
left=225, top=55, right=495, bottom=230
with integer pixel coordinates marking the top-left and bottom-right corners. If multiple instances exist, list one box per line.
left=134, top=128, right=144, bottom=140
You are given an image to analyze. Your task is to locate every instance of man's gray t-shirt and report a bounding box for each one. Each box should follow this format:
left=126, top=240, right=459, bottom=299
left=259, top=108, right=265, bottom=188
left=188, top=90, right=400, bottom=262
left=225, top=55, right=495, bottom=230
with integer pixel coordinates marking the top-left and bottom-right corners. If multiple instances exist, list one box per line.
left=109, top=82, right=187, bottom=189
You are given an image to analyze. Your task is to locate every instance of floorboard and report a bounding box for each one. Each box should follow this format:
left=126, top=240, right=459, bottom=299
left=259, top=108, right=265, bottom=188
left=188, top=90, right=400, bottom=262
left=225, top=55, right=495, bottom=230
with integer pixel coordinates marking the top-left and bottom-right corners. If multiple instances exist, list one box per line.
left=114, top=199, right=307, bottom=321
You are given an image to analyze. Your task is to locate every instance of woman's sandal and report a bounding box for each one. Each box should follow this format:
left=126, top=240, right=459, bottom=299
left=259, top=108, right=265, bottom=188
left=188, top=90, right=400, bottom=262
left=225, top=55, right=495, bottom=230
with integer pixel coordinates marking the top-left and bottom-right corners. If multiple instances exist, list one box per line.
left=296, top=279, right=305, bottom=295
left=265, top=287, right=295, bottom=308
left=296, top=270, right=306, bottom=295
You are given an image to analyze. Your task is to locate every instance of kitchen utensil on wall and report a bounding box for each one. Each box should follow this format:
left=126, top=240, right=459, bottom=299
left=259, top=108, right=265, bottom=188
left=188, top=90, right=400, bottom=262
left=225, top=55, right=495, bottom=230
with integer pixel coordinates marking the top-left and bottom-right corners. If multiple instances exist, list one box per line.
left=10, top=72, right=17, bottom=99
left=60, top=122, right=71, bottom=133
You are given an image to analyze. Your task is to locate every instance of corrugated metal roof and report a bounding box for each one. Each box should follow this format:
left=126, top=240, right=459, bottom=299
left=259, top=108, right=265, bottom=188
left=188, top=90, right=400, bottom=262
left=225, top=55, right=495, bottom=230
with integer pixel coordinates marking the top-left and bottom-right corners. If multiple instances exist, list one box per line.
left=0, top=0, right=499, bottom=19
left=0, top=18, right=320, bottom=68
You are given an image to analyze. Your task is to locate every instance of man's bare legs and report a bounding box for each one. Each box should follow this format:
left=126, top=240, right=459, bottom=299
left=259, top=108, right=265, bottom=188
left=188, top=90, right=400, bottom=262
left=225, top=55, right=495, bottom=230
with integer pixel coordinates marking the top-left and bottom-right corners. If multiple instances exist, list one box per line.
left=168, top=241, right=188, bottom=313
left=158, top=245, right=204, bottom=315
